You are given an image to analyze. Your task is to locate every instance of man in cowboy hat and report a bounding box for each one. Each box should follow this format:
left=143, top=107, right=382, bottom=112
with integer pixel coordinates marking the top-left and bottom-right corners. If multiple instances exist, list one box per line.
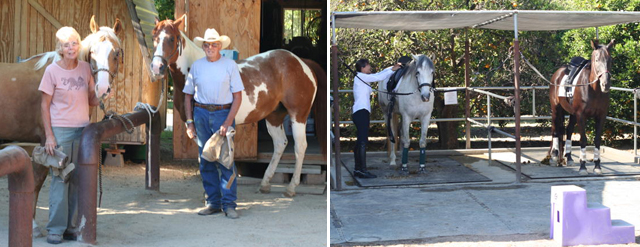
left=183, top=28, right=244, bottom=219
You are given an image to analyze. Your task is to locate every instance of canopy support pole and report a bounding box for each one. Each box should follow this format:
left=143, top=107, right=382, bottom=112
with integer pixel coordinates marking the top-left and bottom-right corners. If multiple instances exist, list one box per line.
left=331, top=14, right=342, bottom=191
left=464, top=28, right=471, bottom=149
left=513, top=12, right=522, bottom=183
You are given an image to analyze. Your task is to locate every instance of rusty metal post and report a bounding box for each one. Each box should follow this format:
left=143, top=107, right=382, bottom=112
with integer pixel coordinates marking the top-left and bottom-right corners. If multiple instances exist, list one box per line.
left=513, top=13, right=522, bottom=183
left=146, top=111, right=162, bottom=190
left=0, top=145, right=34, bottom=247
left=331, top=44, right=342, bottom=191
left=464, top=28, right=471, bottom=149
left=77, top=110, right=155, bottom=244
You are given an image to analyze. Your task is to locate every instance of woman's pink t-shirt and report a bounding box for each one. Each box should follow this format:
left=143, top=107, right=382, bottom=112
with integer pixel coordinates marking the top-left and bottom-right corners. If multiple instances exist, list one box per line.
left=38, top=61, right=92, bottom=127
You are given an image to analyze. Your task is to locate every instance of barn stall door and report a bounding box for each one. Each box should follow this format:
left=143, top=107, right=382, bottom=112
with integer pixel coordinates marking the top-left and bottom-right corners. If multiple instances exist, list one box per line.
left=173, top=0, right=260, bottom=160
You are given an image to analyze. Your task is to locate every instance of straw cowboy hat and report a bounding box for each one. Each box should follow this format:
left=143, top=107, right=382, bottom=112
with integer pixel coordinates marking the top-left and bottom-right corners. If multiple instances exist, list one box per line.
left=194, top=28, right=230, bottom=49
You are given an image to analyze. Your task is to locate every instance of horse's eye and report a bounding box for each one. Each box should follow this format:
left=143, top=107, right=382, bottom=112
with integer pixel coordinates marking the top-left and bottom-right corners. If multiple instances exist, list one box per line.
left=169, top=37, right=174, bottom=43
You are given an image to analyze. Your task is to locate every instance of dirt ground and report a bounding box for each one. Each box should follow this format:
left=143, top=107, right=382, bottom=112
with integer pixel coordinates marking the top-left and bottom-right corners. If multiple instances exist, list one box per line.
left=0, top=159, right=327, bottom=246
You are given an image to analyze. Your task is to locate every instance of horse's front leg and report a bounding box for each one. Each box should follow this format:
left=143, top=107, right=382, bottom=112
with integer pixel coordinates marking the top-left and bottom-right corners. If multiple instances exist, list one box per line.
left=418, top=116, right=432, bottom=173
left=577, top=115, right=589, bottom=175
left=400, top=114, right=412, bottom=173
left=592, top=116, right=605, bottom=175
left=564, top=115, right=577, bottom=166
left=32, top=160, right=49, bottom=237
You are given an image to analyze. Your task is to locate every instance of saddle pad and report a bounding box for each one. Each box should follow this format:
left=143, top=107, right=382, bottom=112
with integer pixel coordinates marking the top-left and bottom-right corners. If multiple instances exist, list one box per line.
left=558, top=73, right=581, bottom=98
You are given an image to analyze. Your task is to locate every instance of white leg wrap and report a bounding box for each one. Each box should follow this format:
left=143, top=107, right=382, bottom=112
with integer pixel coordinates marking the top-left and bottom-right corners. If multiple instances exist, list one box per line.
left=564, top=139, right=572, bottom=155
left=552, top=137, right=559, bottom=152
left=580, top=148, right=587, bottom=162
left=593, top=148, right=600, bottom=161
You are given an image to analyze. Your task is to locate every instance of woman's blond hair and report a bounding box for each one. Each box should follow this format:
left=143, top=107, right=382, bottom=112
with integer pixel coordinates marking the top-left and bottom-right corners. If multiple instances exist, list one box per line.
left=55, top=27, right=82, bottom=57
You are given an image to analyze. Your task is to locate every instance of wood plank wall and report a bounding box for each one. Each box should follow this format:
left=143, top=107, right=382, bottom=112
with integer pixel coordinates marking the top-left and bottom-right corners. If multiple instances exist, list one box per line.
left=3, top=0, right=162, bottom=144
left=173, top=0, right=261, bottom=160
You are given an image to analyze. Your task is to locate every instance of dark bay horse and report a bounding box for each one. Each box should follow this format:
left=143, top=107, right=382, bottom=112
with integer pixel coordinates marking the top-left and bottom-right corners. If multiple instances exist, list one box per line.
left=549, top=39, right=614, bottom=175
left=150, top=15, right=325, bottom=197
left=0, top=16, right=122, bottom=232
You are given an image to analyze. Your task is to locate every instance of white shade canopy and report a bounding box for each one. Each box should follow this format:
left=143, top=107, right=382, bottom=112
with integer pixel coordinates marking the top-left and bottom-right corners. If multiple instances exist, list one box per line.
left=333, top=10, right=640, bottom=31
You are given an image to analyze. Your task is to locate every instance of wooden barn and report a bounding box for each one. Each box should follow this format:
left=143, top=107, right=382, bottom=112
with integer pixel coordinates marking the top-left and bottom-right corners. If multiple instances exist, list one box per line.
left=0, top=0, right=165, bottom=145
left=171, top=0, right=327, bottom=164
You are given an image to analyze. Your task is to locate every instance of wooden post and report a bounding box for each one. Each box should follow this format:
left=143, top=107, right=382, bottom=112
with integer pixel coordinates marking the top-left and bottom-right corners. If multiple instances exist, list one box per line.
left=513, top=13, right=522, bottom=183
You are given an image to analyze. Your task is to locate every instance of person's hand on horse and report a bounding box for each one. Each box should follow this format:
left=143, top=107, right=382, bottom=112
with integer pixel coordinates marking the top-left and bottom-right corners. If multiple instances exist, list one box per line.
left=391, top=63, right=402, bottom=71
left=186, top=124, right=197, bottom=139
left=45, top=136, right=57, bottom=156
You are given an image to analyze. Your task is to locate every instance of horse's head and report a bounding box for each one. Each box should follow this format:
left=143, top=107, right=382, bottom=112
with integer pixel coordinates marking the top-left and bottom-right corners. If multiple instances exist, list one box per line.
left=150, top=14, right=185, bottom=80
left=411, top=54, right=435, bottom=102
left=82, top=15, right=123, bottom=100
left=590, top=39, right=614, bottom=93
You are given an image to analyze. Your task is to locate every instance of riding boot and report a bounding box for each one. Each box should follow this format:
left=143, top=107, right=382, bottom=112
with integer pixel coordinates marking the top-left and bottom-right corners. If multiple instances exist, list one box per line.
left=354, top=143, right=377, bottom=179
left=353, top=145, right=362, bottom=171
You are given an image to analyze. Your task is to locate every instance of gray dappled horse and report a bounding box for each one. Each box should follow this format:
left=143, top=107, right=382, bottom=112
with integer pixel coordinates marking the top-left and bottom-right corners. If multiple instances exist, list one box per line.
left=379, top=54, right=435, bottom=173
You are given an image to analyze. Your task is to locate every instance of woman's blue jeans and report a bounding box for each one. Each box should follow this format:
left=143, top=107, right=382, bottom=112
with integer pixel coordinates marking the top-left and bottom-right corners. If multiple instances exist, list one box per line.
left=194, top=106, right=237, bottom=210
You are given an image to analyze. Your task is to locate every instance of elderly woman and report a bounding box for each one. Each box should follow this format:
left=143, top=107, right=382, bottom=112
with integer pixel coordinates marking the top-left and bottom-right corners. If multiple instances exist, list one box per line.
left=39, top=26, right=101, bottom=244
left=184, top=28, right=244, bottom=219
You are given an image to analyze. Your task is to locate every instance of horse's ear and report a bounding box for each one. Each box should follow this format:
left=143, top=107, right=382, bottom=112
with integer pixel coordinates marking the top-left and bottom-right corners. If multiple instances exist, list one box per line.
left=174, top=14, right=187, bottom=32
left=90, top=15, right=99, bottom=34
left=112, top=18, right=123, bottom=36
left=412, top=54, right=419, bottom=61
left=607, top=39, right=615, bottom=50
left=155, top=16, right=160, bottom=25
left=591, top=39, right=599, bottom=50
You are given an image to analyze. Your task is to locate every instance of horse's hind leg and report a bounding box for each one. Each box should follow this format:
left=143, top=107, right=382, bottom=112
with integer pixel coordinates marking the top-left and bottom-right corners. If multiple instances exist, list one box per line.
left=564, top=115, right=577, bottom=166
left=400, top=114, right=411, bottom=172
left=577, top=115, right=589, bottom=175
left=592, top=116, right=605, bottom=175
left=550, top=105, right=565, bottom=166
left=32, top=161, right=48, bottom=237
left=284, top=115, right=309, bottom=198
left=259, top=111, right=288, bottom=194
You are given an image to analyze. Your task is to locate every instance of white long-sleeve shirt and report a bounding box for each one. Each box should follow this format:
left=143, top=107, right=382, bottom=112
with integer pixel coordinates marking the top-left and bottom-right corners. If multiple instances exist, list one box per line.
left=352, top=67, right=394, bottom=114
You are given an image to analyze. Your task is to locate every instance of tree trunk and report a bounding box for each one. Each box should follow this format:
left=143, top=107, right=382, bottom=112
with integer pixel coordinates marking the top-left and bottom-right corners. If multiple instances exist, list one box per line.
left=436, top=95, right=460, bottom=149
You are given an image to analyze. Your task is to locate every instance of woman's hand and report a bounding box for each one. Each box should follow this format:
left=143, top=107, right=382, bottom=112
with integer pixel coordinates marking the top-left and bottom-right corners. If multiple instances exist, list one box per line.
left=45, top=135, right=57, bottom=156
left=220, top=123, right=230, bottom=137
left=391, top=63, right=402, bottom=71
left=186, top=124, right=197, bottom=139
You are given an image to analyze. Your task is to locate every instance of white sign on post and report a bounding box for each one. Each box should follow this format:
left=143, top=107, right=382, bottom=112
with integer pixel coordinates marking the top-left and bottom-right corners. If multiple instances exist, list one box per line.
left=444, top=91, right=458, bottom=105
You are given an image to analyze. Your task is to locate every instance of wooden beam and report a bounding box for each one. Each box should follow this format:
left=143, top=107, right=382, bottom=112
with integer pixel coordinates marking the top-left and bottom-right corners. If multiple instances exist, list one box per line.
left=13, top=0, right=21, bottom=62
left=20, top=0, right=27, bottom=58
left=125, top=0, right=154, bottom=82
left=28, top=0, right=62, bottom=29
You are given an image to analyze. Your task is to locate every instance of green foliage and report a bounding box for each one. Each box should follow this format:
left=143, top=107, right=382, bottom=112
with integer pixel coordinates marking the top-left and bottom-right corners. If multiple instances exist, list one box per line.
left=332, top=0, right=640, bottom=144
left=154, top=0, right=175, bottom=21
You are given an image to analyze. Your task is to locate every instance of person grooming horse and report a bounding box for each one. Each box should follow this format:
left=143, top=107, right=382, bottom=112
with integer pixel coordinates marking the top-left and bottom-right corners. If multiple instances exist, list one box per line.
left=351, top=58, right=400, bottom=178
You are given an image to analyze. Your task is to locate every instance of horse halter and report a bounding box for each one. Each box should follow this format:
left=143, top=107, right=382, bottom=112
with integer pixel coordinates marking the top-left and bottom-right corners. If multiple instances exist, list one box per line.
left=91, top=48, right=121, bottom=99
left=153, top=35, right=182, bottom=67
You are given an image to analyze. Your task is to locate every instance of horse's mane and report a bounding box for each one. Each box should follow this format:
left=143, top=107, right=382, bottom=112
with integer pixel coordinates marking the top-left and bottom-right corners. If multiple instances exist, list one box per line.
left=402, top=54, right=433, bottom=87
left=80, top=27, right=121, bottom=62
left=176, top=30, right=205, bottom=74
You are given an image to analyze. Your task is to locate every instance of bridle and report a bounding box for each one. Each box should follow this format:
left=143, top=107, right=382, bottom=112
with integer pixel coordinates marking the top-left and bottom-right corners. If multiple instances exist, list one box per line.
left=153, top=33, right=182, bottom=68
left=91, top=48, right=121, bottom=99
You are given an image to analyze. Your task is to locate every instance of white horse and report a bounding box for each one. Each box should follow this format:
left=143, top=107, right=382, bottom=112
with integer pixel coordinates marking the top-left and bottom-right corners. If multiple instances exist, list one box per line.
left=378, top=54, right=435, bottom=172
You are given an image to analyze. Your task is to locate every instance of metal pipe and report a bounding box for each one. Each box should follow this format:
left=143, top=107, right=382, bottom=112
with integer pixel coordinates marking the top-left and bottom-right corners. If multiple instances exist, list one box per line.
left=331, top=45, right=342, bottom=191
left=467, top=118, right=516, bottom=139
left=468, top=88, right=510, bottom=100
left=465, top=28, right=471, bottom=149
left=0, top=145, right=34, bottom=247
left=635, top=93, right=638, bottom=158
left=487, top=95, right=492, bottom=166
left=77, top=110, right=158, bottom=244
left=532, top=89, right=536, bottom=116
left=513, top=12, right=522, bottom=183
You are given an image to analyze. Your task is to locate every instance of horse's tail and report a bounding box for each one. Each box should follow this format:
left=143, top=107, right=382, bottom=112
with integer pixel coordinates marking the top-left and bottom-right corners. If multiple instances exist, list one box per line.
left=302, top=59, right=327, bottom=159
left=386, top=98, right=396, bottom=143
left=27, top=51, right=60, bottom=70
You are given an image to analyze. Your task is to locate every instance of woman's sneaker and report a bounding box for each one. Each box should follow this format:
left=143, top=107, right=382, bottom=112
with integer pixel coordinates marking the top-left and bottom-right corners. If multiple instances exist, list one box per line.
left=47, top=234, right=63, bottom=244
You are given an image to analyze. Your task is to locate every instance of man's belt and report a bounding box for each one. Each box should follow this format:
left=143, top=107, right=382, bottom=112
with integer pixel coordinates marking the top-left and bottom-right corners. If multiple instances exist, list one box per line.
left=194, top=102, right=232, bottom=112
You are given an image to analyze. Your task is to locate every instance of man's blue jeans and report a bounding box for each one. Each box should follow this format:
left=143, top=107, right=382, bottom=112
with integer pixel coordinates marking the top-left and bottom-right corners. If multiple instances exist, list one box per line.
left=194, top=106, right=237, bottom=210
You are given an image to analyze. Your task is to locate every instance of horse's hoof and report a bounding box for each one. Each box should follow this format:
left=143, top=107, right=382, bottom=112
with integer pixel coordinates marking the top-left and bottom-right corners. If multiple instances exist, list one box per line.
left=401, top=164, right=408, bottom=172
left=566, top=160, right=574, bottom=167
left=283, top=191, right=296, bottom=198
left=578, top=169, right=589, bottom=176
left=550, top=157, right=558, bottom=166
left=593, top=168, right=602, bottom=175
left=258, top=185, right=271, bottom=194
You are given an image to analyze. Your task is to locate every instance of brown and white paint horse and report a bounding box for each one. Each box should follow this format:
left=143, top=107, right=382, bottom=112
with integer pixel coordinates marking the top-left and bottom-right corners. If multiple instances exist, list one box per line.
left=151, top=15, right=325, bottom=197
left=549, top=39, right=614, bottom=176
left=0, top=16, right=122, bottom=234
